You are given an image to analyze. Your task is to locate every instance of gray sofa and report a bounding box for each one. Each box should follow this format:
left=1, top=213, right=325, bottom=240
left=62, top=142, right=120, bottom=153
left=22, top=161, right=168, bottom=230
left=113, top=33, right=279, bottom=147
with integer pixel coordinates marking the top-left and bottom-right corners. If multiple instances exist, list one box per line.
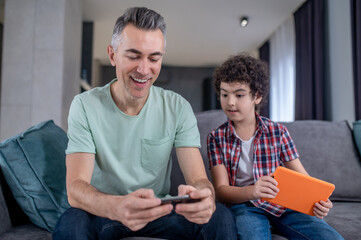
left=0, top=110, right=360, bottom=239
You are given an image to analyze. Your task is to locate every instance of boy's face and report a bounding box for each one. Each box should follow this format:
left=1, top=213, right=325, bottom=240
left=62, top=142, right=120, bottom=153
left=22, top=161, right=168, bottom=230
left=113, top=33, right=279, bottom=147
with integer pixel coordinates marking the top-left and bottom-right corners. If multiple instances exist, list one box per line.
left=220, top=82, right=262, bottom=124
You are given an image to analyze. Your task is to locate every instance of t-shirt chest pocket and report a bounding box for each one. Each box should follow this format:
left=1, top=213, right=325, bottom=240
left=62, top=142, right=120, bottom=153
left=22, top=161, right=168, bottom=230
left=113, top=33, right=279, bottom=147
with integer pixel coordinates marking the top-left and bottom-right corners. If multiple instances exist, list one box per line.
left=141, top=136, right=173, bottom=174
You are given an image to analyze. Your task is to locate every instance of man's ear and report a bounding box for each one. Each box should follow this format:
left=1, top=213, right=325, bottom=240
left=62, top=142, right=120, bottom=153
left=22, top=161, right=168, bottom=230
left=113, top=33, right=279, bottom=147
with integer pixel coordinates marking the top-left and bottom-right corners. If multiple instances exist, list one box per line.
left=107, top=45, right=116, bottom=66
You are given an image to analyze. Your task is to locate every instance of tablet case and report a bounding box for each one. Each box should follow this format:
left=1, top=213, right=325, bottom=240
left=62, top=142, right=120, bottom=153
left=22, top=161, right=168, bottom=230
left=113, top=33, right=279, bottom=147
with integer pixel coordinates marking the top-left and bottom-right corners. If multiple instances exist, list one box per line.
left=262, top=166, right=335, bottom=216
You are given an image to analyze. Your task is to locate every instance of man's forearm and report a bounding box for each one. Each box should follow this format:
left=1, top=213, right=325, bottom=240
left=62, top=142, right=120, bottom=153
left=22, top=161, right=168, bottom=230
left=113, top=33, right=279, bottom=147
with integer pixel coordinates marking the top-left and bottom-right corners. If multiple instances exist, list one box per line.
left=191, top=178, right=215, bottom=200
left=67, top=179, right=120, bottom=220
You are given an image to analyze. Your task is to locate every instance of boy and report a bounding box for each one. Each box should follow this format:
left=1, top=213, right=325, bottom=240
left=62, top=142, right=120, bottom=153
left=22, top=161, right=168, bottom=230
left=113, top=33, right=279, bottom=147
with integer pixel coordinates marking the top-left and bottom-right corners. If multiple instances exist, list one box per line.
left=207, top=53, right=343, bottom=239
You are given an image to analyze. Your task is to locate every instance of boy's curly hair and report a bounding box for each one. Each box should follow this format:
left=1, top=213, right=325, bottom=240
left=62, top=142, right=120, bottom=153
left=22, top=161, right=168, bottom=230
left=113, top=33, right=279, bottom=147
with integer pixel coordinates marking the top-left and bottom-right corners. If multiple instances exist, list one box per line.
left=213, top=53, right=269, bottom=103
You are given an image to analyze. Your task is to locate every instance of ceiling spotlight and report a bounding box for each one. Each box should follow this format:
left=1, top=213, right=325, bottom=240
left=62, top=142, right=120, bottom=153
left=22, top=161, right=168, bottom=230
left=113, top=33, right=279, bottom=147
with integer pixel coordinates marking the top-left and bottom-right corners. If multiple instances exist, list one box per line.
left=240, top=16, right=249, bottom=27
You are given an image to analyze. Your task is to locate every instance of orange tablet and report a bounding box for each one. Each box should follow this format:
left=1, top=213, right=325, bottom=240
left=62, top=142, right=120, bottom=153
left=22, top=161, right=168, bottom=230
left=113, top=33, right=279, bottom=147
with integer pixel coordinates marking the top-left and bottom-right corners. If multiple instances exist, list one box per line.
left=262, top=166, right=335, bottom=216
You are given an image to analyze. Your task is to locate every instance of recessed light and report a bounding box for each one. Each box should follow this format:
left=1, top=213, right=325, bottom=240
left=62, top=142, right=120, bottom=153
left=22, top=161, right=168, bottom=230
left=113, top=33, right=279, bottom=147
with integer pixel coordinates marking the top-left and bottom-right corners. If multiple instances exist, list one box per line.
left=240, top=16, right=249, bottom=27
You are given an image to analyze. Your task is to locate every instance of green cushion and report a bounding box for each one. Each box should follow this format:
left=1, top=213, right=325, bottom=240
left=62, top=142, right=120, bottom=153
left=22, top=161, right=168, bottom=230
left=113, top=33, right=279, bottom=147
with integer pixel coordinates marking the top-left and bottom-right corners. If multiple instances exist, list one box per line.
left=353, top=120, right=361, bottom=157
left=0, top=120, right=70, bottom=232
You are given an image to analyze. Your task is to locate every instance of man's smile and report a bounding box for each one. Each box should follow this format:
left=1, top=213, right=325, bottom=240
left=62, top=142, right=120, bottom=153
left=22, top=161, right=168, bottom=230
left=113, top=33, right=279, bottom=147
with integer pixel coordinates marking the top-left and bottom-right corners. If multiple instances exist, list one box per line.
left=130, top=76, right=151, bottom=83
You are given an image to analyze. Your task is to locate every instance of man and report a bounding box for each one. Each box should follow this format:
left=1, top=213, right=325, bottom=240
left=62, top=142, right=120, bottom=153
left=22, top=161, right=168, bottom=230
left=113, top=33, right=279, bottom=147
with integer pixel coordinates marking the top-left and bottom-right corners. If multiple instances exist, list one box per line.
left=53, top=7, right=236, bottom=240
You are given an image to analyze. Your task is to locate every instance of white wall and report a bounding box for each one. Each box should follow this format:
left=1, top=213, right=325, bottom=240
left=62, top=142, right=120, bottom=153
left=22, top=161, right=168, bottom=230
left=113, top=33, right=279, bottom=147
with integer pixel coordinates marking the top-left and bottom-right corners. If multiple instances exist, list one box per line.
left=326, top=0, right=355, bottom=122
left=0, top=0, right=82, bottom=141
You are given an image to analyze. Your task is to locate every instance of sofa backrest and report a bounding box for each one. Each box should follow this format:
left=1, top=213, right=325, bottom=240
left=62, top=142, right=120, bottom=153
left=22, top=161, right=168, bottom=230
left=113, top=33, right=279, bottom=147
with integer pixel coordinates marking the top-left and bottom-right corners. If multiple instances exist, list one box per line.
left=0, top=165, right=33, bottom=233
left=0, top=174, right=12, bottom=235
left=171, top=110, right=361, bottom=203
left=282, top=120, right=361, bottom=201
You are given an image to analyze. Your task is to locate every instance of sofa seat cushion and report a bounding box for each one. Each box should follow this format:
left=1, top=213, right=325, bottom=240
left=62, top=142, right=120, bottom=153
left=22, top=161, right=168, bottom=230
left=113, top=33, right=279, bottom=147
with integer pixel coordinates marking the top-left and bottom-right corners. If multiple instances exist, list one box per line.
left=0, top=224, right=51, bottom=240
left=325, top=202, right=361, bottom=240
left=282, top=120, right=361, bottom=201
left=0, top=120, right=70, bottom=232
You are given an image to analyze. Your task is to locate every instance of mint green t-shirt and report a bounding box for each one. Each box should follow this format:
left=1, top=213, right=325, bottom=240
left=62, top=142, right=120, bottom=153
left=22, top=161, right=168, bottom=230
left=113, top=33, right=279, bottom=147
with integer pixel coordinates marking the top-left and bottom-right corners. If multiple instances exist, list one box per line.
left=66, top=79, right=200, bottom=197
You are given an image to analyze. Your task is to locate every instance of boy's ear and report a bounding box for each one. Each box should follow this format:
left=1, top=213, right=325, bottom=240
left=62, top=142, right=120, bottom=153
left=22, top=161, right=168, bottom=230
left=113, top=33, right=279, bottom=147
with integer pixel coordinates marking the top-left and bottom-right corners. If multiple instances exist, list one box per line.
left=255, top=93, right=262, bottom=105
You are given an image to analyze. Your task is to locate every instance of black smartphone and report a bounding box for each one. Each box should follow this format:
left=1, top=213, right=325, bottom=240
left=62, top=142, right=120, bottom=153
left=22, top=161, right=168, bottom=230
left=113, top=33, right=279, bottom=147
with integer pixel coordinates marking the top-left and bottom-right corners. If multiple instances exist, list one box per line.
left=160, top=195, right=197, bottom=204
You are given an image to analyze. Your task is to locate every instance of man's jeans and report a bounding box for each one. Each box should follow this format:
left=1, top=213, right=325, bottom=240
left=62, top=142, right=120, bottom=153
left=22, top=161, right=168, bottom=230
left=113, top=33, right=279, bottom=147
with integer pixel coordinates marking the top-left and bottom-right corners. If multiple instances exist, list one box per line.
left=230, top=202, right=344, bottom=240
left=53, top=203, right=236, bottom=240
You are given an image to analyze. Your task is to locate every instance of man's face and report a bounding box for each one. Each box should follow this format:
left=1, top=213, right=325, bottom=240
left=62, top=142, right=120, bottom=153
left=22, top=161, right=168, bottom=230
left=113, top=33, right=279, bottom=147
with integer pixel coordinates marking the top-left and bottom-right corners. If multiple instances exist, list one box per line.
left=108, top=24, right=165, bottom=101
left=220, top=82, right=262, bottom=124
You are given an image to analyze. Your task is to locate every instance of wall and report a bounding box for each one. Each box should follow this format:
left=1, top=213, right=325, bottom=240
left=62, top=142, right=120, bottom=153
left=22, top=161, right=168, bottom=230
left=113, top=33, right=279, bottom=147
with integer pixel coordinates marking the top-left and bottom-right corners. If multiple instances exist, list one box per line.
left=0, top=0, right=82, bottom=141
left=155, top=66, right=216, bottom=113
left=0, top=0, right=355, bottom=141
left=0, top=0, right=3, bottom=23
left=325, top=0, right=355, bottom=122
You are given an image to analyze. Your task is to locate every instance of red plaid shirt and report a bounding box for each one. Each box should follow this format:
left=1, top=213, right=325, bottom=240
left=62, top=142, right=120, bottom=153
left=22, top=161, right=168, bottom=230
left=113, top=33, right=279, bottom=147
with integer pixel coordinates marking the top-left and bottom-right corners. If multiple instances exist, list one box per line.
left=207, top=113, right=299, bottom=217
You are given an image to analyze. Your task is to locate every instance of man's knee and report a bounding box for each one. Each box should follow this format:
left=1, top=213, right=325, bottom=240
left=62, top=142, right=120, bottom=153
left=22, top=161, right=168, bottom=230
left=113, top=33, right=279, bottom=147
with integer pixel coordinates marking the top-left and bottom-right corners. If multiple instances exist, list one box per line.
left=53, top=207, right=95, bottom=240
left=203, top=203, right=237, bottom=239
left=212, top=203, right=235, bottom=222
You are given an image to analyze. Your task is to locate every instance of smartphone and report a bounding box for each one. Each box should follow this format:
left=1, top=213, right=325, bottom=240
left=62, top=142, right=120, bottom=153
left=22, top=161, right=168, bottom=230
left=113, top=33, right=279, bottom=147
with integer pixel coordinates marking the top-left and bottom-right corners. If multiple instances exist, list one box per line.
left=160, top=195, right=197, bottom=204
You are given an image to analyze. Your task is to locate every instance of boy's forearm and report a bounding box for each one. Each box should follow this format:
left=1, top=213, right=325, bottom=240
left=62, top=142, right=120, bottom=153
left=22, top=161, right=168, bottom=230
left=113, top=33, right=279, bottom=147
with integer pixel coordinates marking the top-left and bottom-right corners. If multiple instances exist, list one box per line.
left=283, top=158, right=309, bottom=175
left=214, top=185, right=256, bottom=204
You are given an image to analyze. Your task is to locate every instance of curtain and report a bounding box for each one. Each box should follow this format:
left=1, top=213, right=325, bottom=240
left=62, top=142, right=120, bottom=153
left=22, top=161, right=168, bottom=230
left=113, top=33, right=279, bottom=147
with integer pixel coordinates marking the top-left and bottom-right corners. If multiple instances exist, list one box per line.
left=294, top=0, right=326, bottom=120
left=269, top=16, right=296, bottom=122
left=259, top=41, right=270, bottom=118
left=351, top=0, right=361, bottom=120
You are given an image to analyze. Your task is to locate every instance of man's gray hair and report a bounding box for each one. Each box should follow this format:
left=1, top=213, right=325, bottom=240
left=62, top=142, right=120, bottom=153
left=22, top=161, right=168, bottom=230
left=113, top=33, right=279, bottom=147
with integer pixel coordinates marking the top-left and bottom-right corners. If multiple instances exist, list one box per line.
left=111, top=7, right=167, bottom=51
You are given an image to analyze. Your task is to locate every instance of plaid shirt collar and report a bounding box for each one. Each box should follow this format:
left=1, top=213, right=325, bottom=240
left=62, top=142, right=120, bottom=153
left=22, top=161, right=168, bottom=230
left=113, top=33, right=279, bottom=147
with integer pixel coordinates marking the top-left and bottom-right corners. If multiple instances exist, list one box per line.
left=226, top=112, right=269, bottom=141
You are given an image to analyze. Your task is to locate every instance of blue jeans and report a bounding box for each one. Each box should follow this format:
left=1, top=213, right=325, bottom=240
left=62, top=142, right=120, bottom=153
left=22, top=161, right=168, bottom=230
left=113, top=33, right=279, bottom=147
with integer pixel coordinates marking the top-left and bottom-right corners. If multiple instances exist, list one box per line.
left=230, top=202, right=344, bottom=240
left=53, top=203, right=236, bottom=240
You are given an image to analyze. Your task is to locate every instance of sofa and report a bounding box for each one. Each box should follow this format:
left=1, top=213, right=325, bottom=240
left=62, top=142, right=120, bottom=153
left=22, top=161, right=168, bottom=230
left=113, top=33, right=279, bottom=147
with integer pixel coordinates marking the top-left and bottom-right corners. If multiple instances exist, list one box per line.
left=0, top=110, right=360, bottom=240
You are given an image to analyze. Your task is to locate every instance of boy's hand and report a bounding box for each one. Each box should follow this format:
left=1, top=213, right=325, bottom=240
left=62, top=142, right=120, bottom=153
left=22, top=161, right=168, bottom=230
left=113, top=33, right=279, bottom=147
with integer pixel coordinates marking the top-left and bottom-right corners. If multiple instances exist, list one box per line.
left=314, top=199, right=333, bottom=219
left=253, top=175, right=279, bottom=199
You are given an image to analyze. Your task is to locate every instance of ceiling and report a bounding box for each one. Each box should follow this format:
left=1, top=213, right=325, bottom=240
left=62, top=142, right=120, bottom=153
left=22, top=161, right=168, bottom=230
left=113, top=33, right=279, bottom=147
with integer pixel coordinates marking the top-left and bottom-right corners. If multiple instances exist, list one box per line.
left=83, top=0, right=305, bottom=67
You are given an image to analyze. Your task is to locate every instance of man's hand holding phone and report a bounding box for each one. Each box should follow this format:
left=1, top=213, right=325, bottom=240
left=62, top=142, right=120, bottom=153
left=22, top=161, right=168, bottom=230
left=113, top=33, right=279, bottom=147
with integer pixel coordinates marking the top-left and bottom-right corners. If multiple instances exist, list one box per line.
left=173, top=184, right=215, bottom=224
left=112, top=189, right=172, bottom=231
